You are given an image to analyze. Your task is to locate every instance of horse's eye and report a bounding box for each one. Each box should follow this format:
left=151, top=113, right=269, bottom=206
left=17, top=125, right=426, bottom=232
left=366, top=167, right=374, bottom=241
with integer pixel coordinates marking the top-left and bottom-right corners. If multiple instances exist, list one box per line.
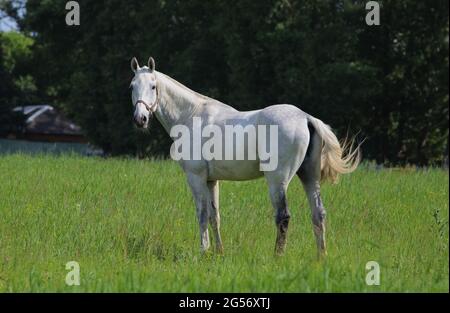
left=152, top=86, right=156, bottom=90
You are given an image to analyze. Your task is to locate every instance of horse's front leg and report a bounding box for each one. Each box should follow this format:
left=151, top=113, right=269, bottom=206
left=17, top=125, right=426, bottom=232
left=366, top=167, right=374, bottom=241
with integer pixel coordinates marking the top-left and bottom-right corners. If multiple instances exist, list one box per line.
left=207, top=180, right=223, bottom=254
left=187, top=172, right=211, bottom=253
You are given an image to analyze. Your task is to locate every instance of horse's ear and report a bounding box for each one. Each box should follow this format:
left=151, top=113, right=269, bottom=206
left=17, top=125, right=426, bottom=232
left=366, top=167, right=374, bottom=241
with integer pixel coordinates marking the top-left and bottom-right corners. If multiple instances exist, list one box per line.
left=131, top=57, right=140, bottom=73
left=148, top=57, right=155, bottom=72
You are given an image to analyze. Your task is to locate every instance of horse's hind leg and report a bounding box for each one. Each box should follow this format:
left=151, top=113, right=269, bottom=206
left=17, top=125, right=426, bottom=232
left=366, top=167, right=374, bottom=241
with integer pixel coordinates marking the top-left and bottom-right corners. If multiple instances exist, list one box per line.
left=298, top=129, right=327, bottom=257
left=207, top=180, right=223, bottom=254
left=266, top=180, right=291, bottom=255
left=264, top=126, right=309, bottom=255
left=301, top=177, right=327, bottom=258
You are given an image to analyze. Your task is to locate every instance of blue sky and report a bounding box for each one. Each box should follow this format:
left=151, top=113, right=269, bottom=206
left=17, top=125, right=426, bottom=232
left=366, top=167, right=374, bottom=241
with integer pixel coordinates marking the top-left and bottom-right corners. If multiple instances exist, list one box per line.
left=0, top=16, right=18, bottom=31
left=0, top=5, right=21, bottom=32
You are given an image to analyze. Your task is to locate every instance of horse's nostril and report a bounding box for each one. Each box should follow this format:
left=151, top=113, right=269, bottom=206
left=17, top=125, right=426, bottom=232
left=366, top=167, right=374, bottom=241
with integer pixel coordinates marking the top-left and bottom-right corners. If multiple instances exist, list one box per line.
left=142, top=115, right=147, bottom=123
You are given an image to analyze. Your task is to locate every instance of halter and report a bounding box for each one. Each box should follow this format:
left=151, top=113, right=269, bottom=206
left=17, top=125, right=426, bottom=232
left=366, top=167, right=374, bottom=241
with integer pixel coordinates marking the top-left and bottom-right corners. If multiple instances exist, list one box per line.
left=135, top=84, right=159, bottom=113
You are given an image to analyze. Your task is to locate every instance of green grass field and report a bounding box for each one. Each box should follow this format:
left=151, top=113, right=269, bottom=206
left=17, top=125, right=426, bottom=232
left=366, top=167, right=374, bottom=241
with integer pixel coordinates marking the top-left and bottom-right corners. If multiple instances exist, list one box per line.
left=0, top=154, right=448, bottom=292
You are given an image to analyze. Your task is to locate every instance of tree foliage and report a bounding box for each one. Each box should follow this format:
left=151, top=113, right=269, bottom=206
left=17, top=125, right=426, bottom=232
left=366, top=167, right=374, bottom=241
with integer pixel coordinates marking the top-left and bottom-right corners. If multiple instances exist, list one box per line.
left=0, top=30, right=35, bottom=134
left=1, top=0, right=448, bottom=165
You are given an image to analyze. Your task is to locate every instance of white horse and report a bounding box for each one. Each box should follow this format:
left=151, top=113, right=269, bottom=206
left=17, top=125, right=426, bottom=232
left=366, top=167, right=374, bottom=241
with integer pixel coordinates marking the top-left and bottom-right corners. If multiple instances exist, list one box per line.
left=130, top=56, right=360, bottom=257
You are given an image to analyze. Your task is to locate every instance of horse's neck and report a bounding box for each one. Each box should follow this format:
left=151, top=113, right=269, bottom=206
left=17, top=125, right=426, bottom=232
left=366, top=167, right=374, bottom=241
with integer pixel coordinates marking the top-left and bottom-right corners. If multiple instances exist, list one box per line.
left=154, top=72, right=202, bottom=133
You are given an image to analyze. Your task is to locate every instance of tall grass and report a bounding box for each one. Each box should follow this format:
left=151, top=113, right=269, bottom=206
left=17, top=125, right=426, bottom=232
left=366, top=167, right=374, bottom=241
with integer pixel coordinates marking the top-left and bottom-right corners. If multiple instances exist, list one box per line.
left=0, top=154, right=448, bottom=292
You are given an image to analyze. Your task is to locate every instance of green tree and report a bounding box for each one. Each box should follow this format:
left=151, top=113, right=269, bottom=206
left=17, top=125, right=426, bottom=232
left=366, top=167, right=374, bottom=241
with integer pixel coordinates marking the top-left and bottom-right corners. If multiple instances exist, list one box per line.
left=13, top=0, right=449, bottom=165
left=0, top=31, right=35, bottom=135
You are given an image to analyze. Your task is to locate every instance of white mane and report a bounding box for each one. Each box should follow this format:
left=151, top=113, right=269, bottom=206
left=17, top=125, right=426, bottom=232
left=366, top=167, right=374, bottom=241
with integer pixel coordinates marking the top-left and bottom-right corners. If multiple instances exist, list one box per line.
left=154, top=70, right=206, bottom=125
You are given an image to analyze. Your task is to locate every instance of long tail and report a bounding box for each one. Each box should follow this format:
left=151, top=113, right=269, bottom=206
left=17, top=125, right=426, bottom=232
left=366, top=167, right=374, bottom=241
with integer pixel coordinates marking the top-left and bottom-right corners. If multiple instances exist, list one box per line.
left=306, top=115, right=361, bottom=184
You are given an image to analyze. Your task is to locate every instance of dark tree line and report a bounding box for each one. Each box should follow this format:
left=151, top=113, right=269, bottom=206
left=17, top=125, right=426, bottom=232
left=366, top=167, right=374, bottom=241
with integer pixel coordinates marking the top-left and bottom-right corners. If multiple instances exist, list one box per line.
left=1, top=0, right=448, bottom=165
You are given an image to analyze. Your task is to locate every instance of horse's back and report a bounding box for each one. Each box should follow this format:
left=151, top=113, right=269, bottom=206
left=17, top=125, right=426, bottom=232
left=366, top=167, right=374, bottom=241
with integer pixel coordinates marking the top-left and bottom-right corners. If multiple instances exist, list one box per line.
left=202, top=103, right=311, bottom=181
left=257, top=104, right=311, bottom=181
left=258, top=104, right=308, bottom=124
left=257, top=104, right=309, bottom=144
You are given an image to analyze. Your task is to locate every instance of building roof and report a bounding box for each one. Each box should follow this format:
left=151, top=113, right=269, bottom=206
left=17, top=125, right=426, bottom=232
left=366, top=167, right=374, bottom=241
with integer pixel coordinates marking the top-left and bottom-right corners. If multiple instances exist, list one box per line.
left=13, top=105, right=83, bottom=136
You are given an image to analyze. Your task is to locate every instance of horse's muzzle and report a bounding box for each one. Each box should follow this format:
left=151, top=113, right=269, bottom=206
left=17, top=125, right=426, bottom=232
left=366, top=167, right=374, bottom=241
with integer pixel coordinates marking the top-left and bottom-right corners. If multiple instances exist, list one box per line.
left=134, top=113, right=150, bottom=128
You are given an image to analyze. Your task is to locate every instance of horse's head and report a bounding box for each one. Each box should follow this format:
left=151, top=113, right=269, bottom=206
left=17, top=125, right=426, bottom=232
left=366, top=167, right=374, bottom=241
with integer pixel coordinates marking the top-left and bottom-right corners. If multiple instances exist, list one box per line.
left=130, top=56, right=158, bottom=128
